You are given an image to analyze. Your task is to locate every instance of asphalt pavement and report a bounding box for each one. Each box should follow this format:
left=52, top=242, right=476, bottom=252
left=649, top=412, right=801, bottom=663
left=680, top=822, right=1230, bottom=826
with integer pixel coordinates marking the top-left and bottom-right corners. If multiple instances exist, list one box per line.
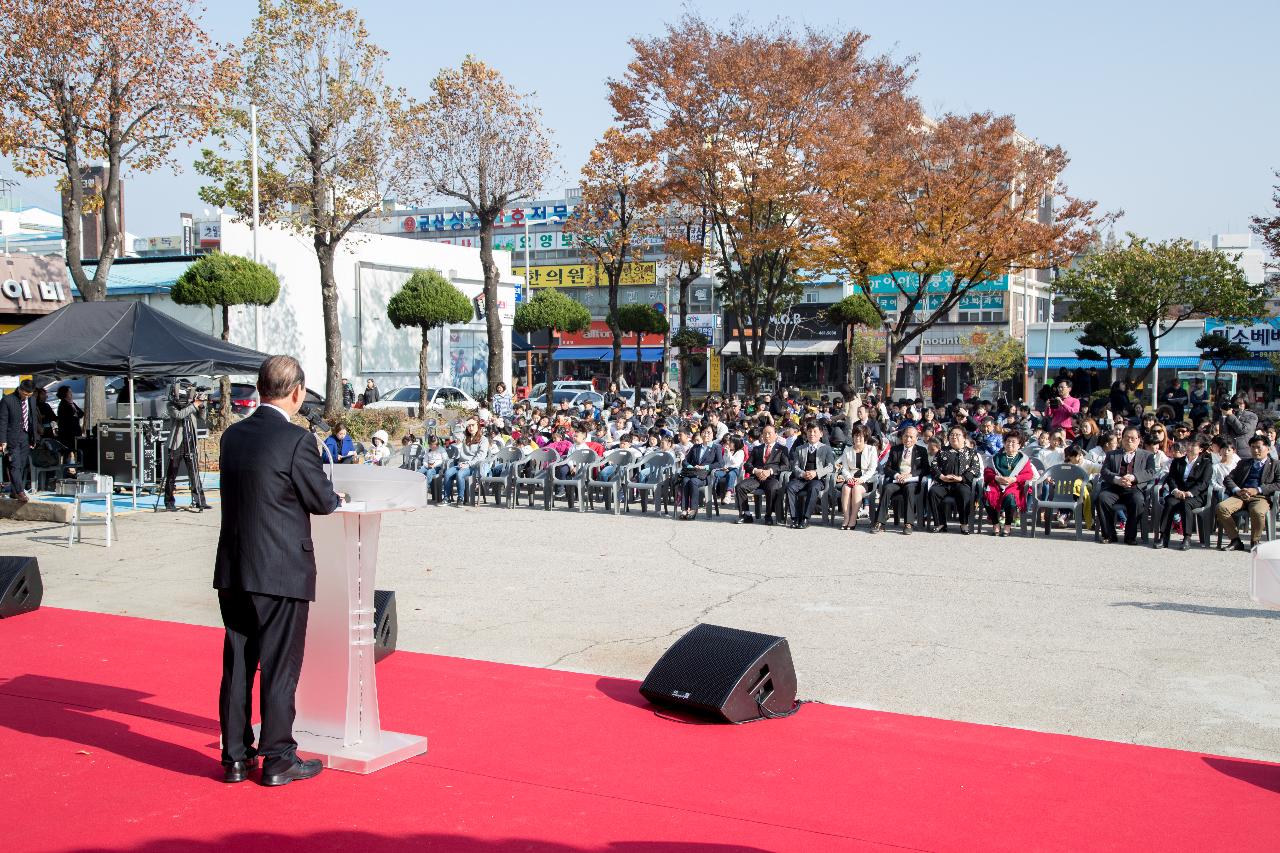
left=4, top=498, right=1278, bottom=762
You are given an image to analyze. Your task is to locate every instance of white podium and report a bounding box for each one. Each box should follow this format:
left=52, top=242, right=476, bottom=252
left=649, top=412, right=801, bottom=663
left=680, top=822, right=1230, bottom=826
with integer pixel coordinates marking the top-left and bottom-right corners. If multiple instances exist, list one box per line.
left=291, top=465, right=429, bottom=773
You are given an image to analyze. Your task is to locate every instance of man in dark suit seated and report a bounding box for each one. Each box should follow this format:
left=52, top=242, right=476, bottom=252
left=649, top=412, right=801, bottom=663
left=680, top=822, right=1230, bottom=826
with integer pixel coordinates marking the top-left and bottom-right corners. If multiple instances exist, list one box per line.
left=1157, top=438, right=1213, bottom=549
left=1215, top=434, right=1280, bottom=552
left=214, top=355, right=344, bottom=787
left=1097, top=426, right=1155, bottom=545
left=785, top=422, right=835, bottom=529
left=735, top=423, right=789, bottom=526
left=872, top=425, right=930, bottom=535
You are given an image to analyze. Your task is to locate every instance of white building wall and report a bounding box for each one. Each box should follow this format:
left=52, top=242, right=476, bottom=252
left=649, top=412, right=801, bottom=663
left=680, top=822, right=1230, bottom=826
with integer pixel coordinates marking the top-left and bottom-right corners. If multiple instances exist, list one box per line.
left=114, top=216, right=516, bottom=398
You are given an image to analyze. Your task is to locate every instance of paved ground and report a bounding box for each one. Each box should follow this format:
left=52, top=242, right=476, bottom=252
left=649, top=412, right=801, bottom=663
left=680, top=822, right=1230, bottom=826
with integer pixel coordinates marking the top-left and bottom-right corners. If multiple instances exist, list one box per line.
left=4, top=498, right=1279, bottom=762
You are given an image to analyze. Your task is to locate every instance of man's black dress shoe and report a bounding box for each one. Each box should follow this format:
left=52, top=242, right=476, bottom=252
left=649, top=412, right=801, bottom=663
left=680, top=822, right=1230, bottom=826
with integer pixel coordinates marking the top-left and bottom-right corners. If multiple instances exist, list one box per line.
left=763, top=517, right=776, bottom=526
left=259, top=758, right=323, bottom=787
left=223, top=756, right=258, bottom=783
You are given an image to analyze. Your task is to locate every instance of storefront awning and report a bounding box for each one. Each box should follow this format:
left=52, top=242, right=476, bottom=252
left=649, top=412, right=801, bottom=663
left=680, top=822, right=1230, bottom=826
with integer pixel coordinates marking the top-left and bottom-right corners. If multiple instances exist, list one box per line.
left=719, top=340, right=839, bottom=357
left=550, top=346, right=664, bottom=362
left=551, top=346, right=610, bottom=361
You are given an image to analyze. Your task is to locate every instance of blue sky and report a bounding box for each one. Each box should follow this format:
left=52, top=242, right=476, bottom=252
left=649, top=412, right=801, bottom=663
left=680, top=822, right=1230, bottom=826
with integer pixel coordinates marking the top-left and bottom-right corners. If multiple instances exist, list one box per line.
left=5, top=0, right=1277, bottom=246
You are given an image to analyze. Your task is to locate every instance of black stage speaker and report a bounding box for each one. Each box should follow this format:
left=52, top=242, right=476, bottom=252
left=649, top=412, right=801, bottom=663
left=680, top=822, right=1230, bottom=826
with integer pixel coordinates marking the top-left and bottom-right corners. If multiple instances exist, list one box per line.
left=640, top=624, right=797, bottom=723
left=373, top=589, right=397, bottom=663
left=0, top=556, right=43, bottom=618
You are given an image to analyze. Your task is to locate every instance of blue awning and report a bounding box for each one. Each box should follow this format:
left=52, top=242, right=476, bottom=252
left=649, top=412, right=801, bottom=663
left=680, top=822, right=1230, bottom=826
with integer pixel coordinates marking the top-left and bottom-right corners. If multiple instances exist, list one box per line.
left=1041, top=356, right=1274, bottom=373
left=71, top=259, right=195, bottom=296
left=551, top=346, right=663, bottom=362
left=551, top=346, right=610, bottom=361
left=617, top=347, right=663, bottom=363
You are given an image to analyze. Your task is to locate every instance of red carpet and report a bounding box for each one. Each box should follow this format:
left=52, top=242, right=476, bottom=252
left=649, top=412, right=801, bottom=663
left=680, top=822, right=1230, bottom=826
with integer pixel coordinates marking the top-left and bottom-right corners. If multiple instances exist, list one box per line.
left=1, top=608, right=1278, bottom=852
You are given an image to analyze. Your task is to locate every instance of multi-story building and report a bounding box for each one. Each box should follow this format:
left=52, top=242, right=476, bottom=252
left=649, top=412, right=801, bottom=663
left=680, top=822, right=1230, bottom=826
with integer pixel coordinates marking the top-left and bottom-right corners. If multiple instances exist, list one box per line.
left=719, top=267, right=1056, bottom=400
left=1025, top=232, right=1276, bottom=406
left=366, top=189, right=722, bottom=391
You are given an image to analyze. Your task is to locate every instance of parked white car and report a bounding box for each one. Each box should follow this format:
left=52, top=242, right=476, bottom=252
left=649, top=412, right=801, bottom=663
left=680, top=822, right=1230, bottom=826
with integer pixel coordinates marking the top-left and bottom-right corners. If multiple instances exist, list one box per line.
left=528, top=380, right=596, bottom=400
left=364, top=385, right=478, bottom=412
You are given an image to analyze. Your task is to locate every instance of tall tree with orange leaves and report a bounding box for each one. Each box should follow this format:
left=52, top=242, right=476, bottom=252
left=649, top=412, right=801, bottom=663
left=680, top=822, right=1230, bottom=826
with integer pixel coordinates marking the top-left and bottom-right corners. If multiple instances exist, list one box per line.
left=0, top=0, right=235, bottom=422
left=567, top=128, right=662, bottom=384
left=821, top=111, right=1102, bottom=392
left=609, top=15, right=915, bottom=394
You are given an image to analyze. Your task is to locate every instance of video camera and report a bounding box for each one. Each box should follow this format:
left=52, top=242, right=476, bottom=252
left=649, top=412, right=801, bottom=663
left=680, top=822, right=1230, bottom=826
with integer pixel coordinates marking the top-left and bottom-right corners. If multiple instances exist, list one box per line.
left=168, top=380, right=211, bottom=407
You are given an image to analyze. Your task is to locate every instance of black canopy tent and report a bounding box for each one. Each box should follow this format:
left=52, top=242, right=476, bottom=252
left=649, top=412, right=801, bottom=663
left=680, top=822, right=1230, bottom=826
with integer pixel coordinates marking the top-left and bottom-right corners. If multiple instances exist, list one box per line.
left=0, top=301, right=269, bottom=501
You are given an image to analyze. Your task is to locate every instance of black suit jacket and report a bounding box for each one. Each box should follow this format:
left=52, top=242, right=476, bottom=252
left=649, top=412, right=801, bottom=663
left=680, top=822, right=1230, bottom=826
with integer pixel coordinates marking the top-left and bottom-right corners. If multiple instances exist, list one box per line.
left=747, top=442, right=789, bottom=478
left=1101, top=449, right=1155, bottom=491
left=885, top=443, right=930, bottom=479
left=681, top=442, right=724, bottom=479
left=1167, top=455, right=1213, bottom=503
left=213, top=408, right=341, bottom=601
left=0, top=392, right=39, bottom=450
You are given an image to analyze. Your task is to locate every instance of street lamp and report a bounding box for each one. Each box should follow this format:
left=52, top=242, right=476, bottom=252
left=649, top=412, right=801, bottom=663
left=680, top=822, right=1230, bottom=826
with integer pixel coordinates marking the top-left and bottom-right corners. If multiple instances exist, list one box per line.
left=883, top=316, right=894, bottom=399
left=912, top=260, right=927, bottom=397
left=522, top=207, right=563, bottom=390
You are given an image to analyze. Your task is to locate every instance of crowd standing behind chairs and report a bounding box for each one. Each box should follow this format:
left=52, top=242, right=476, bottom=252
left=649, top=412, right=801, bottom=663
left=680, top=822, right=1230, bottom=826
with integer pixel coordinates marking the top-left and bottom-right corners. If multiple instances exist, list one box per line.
left=322, top=375, right=1280, bottom=555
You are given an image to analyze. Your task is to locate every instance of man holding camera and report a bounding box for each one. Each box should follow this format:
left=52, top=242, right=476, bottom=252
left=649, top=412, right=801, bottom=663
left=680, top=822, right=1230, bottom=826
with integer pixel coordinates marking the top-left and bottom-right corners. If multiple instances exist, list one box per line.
left=164, top=381, right=210, bottom=511
left=1219, top=394, right=1259, bottom=458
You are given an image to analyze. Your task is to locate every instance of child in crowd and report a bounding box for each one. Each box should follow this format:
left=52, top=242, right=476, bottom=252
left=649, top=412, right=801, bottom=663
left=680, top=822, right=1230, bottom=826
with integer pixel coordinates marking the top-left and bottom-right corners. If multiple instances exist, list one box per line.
left=975, top=417, right=1004, bottom=456
left=419, top=436, right=447, bottom=502
left=366, top=430, right=391, bottom=466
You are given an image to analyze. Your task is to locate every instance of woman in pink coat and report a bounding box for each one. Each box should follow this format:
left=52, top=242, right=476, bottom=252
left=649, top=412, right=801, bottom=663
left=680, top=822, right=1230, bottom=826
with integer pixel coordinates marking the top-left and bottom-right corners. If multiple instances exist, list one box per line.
left=1046, top=379, right=1080, bottom=437
left=983, top=430, right=1035, bottom=537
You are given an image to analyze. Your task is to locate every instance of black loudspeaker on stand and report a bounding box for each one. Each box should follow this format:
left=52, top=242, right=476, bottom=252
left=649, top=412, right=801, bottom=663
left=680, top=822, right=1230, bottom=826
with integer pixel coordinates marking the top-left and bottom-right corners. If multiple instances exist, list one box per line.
left=640, top=624, right=798, bottom=723
left=373, top=589, right=397, bottom=663
left=0, top=556, right=43, bottom=619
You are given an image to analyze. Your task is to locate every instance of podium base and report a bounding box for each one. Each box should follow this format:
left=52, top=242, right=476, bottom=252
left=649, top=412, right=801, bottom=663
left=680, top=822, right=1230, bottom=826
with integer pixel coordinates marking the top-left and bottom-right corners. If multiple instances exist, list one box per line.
left=251, top=725, right=428, bottom=775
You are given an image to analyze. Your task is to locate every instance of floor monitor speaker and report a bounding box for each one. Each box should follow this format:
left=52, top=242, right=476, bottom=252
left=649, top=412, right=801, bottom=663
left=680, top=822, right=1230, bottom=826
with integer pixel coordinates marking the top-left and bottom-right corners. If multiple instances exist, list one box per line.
left=373, top=589, right=397, bottom=663
left=640, top=623, right=797, bottom=723
left=0, top=556, right=42, bottom=618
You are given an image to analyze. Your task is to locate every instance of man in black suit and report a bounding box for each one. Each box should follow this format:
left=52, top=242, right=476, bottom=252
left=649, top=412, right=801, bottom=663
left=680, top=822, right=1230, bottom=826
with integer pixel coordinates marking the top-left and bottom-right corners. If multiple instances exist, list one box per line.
left=1097, top=426, right=1155, bottom=545
left=785, top=422, right=835, bottom=529
left=735, top=423, right=789, bottom=526
left=1214, top=434, right=1280, bottom=552
left=0, top=379, right=40, bottom=502
left=1157, top=438, right=1213, bottom=549
left=872, top=425, right=930, bottom=534
left=214, top=355, right=343, bottom=787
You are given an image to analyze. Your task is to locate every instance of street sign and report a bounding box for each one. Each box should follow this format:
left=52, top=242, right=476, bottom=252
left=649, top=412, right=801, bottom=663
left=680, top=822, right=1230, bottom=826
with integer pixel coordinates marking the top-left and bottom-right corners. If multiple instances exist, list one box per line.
left=653, top=302, right=665, bottom=314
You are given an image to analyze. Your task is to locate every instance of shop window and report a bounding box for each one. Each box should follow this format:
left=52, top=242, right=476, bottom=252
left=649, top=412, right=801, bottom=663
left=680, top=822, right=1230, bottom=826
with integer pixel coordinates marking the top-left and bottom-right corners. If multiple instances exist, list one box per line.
left=958, top=292, right=1005, bottom=324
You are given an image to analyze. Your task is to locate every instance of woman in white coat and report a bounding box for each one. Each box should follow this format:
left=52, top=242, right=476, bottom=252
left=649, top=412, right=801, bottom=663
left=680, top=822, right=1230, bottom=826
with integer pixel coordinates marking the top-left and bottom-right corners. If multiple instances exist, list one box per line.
left=836, top=426, right=879, bottom=530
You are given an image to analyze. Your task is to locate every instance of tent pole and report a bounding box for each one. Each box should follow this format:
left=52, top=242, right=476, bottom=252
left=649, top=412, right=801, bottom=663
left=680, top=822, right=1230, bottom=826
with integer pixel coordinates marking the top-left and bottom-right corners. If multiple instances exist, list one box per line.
left=129, top=369, right=137, bottom=509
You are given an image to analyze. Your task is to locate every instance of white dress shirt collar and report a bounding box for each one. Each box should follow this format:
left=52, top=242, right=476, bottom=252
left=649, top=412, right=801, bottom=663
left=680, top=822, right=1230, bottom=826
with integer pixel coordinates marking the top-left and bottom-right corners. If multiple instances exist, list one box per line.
left=260, top=403, right=291, bottom=421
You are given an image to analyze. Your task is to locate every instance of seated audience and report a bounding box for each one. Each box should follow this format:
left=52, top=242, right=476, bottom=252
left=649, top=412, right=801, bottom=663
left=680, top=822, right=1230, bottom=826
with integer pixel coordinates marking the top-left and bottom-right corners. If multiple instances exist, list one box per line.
left=928, top=425, right=981, bottom=534
left=735, top=424, right=789, bottom=526
left=785, top=422, right=835, bottom=529
left=1215, top=435, right=1279, bottom=552
left=837, top=427, right=878, bottom=531
left=983, top=430, right=1034, bottom=537
left=1158, top=438, right=1213, bottom=549
left=872, top=426, right=930, bottom=535
left=676, top=426, right=724, bottom=520
left=1097, top=426, right=1156, bottom=545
